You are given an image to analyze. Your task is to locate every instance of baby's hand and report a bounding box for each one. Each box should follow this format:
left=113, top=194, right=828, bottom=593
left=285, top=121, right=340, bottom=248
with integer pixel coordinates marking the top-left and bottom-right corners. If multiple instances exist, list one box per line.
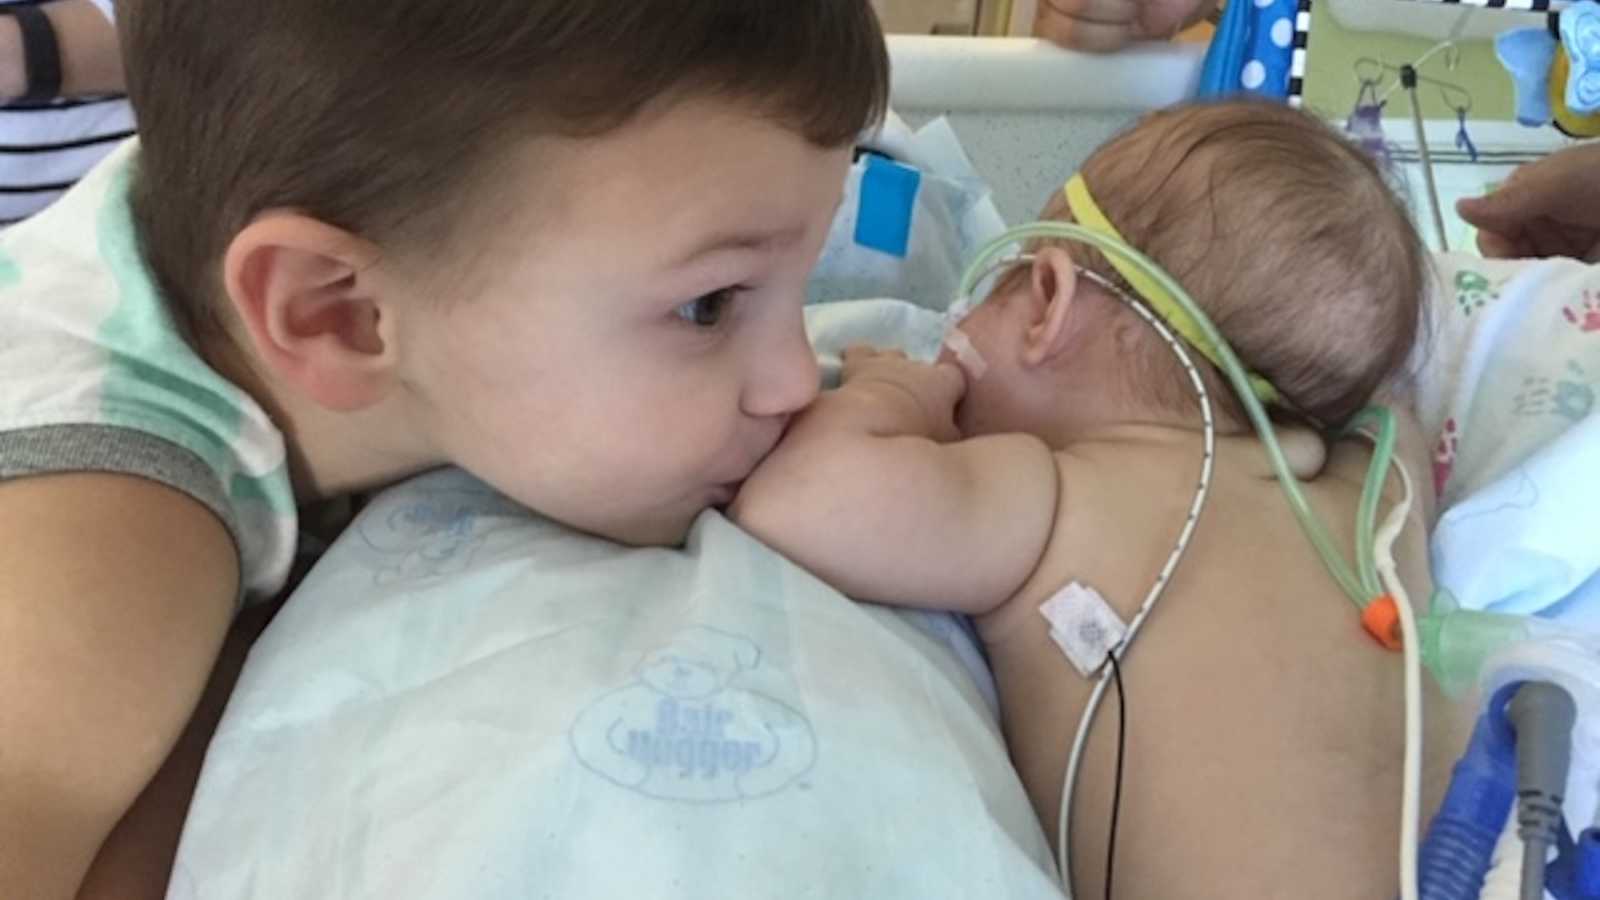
left=839, top=345, right=967, bottom=442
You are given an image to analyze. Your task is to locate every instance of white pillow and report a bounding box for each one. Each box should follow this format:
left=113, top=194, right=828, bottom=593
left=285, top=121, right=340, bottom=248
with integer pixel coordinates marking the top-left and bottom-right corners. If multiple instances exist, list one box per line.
left=171, top=465, right=1061, bottom=899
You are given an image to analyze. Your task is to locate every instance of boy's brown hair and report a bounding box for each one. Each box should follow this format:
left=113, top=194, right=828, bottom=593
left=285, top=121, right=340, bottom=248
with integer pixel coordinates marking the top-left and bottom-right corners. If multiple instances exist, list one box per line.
left=1051, top=100, right=1426, bottom=427
left=118, top=0, right=890, bottom=336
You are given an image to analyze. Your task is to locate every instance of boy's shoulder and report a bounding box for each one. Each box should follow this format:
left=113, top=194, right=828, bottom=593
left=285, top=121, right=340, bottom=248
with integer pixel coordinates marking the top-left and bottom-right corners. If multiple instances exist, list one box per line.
left=0, top=140, right=298, bottom=602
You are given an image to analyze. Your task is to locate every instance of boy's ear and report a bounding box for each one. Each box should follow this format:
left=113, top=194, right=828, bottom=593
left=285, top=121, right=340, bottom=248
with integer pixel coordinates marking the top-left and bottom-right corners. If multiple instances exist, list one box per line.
left=1021, top=245, right=1081, bottom=368
left=223, top=212, right=395, bottom=412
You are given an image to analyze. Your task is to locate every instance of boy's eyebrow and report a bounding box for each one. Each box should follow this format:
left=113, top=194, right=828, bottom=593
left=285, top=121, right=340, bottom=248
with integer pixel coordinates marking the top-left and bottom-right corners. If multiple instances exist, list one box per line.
left=670, top=224, right=804, bottom=268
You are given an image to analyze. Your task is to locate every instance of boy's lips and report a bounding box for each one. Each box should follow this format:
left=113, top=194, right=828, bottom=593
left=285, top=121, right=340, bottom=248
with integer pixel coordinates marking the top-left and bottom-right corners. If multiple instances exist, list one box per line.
left=709, top=419, right=790, bottom=506
left=744, top=420, right=791, bottom=470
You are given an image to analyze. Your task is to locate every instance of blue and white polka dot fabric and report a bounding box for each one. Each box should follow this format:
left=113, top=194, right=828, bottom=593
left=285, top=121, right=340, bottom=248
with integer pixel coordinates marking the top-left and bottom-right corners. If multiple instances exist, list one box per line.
left=1198, top=0, right=1298, bottom=100
left=1243, top=0, right=1297, bottom=95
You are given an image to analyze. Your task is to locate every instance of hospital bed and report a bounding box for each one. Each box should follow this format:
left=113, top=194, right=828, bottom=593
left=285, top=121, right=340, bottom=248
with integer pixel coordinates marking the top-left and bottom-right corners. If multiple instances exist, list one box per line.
left=167, top=37, right=1600, bottom=900
left=885, top=36, right=1204, bottom=221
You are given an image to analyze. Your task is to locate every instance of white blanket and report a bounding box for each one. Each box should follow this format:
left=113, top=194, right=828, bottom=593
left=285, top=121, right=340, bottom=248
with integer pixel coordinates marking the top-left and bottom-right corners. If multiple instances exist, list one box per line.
left=1417, top=253, right=1600, bottom=629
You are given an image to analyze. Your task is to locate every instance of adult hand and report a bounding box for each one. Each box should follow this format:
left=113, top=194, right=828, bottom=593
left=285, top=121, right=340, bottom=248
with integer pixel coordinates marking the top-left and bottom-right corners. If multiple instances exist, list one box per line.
left=0, top=1, right=124, bottom=101
left=1456, top=142, right=1600, bottom=263
left=1032, top=0, right=1216, bottom=53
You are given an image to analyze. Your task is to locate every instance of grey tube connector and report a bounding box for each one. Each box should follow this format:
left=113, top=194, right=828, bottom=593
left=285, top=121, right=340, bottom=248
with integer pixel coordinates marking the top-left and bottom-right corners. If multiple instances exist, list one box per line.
left=1508, top=681, right=1578, bottom=900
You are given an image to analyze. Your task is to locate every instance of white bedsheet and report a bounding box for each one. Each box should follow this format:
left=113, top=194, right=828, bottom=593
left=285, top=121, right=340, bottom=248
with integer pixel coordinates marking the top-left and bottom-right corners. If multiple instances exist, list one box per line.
left=1417, top=253, right=1600, bottom=629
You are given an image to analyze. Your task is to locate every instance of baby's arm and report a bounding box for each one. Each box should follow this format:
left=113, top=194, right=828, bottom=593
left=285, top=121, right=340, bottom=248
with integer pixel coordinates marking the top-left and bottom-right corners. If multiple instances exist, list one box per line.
left=0, top=474, right=236, bottom=900
left=732, top=347, right=1059, bottom=615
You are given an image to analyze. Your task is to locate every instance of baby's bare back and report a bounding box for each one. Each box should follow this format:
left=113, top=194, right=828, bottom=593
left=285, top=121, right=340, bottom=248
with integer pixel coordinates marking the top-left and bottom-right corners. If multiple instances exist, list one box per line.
left=976, top=429, right=1473, bottom=898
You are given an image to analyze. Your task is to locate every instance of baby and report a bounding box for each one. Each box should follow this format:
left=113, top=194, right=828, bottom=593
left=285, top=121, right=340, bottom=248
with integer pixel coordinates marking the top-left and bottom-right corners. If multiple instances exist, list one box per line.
left=733, top=101, right=1471, bottom=897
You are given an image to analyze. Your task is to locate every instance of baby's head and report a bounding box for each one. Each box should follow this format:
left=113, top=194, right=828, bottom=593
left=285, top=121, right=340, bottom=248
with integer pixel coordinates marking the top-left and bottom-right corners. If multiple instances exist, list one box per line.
left=120, top=1, right=888, bottom=545
left=949, top=101, right=1426, bottom=440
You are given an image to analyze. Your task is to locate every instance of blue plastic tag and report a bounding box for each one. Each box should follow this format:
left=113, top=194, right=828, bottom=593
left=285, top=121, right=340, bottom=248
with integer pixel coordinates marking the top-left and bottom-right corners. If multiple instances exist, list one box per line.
left=854, top=154, right=921, bottom=258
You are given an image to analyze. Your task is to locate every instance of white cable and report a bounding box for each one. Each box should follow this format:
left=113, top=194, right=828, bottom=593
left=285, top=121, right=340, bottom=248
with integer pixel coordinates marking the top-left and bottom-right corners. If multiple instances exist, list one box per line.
left=1056, top=269, right=1216, bottom=898
left=1372, top=453, right=1422, bottom=900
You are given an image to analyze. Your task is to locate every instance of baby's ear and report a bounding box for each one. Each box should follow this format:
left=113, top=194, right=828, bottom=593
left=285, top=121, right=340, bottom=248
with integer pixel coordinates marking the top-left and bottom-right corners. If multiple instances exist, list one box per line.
left=1022, top=246, right=1080, bottom=368
left=223, top=212, right=393, bottom=411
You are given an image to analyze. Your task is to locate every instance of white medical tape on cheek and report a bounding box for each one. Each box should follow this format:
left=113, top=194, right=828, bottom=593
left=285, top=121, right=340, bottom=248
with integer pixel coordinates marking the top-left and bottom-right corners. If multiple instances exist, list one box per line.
left=942, top=327, right=988, bottom=381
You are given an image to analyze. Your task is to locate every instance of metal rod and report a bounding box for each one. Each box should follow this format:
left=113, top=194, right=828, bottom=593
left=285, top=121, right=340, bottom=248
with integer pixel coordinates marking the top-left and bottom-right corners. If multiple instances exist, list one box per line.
left=1403, top=67, right=1450, bottom=252
left=973, top=0, right=1014, bottom=35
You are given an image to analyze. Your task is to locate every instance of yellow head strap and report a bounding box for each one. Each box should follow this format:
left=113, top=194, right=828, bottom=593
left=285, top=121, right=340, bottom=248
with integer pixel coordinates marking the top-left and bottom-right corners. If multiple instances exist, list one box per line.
left=1062, top=173, right=1282, bottom=407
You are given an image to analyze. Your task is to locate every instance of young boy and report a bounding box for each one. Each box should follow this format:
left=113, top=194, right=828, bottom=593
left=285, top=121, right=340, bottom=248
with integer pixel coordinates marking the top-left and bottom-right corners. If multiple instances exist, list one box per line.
left=0, top=2, right=887, bottom=896
left=732, top=101, right=1473, bottom=898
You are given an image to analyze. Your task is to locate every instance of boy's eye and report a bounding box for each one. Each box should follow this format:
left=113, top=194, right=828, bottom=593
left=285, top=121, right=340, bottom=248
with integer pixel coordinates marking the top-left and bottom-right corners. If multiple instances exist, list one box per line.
left=674, top=289, right=736, bottom=328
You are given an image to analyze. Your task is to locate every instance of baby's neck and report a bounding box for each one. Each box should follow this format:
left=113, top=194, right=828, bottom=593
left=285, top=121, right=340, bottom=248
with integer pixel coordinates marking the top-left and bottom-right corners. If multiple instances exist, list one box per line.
left=1045, top=416, right=1329, bottom=482
left=1030, top=387, right=1241, bottom=449
left=1048, top=418, right=1215, bottom=450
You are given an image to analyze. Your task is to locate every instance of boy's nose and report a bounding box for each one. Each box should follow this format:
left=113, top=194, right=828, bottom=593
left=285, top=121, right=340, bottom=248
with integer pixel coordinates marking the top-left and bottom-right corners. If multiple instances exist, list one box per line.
left=742, top=327, right=819, bottom=420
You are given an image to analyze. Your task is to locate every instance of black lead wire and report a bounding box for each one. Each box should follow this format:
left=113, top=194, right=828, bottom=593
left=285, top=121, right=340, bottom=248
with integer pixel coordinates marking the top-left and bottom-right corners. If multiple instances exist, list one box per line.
left=1104, top=651, right=1127, bottom=900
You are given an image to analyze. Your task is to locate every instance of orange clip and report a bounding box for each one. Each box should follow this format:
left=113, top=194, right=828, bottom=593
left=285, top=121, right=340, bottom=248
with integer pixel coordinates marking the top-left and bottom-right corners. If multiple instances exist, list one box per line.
left=1361, top=595, right=1403, bottom=651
